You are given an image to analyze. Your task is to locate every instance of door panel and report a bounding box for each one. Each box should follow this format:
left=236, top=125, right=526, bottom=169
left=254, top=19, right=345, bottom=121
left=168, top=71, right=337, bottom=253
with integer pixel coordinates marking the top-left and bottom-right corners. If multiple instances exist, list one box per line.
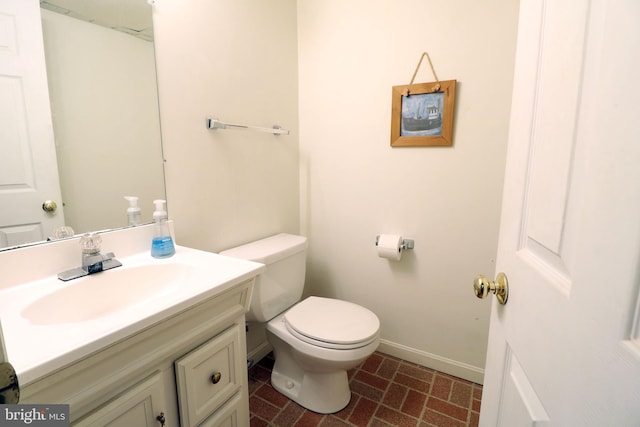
left=497, top=347, right=549, bottom=427
left=524, top=0, right=588, bottom=260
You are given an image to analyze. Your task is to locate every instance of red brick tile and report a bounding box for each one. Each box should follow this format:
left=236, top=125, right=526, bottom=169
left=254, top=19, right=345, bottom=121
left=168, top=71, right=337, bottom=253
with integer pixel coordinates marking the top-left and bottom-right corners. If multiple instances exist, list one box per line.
left=450, top=381, right=472, bottom=407
left=249, top=352, right=483, bottom=427
left=351, top=379, right=385, bottom=401
left=374, top=405, right=419, bottom=427
left=248, top=364, right=272, bottom=383
left=379, top=352, right=403, bottom=362
left=348, top=367, right=358, bottom=381
left=320, top=415, right=353, bottom=426
left=348, top=397, right=378, bottom=426
left=426, top=397, right=469, bottom=422
left=369, top=420, right=393, bottom=427
left=402, top=389, right=427, bottom=418
left=383, top=383, right=408, bottom=410
left=394, top=372, right=431, bottom=393
left=431, top=374, right=452, bottom=400
left=294, top=410, right=325, bottom=426
left=355, top=370, right=390, bottom=391
left=333, top=395, right=358, bottom=420
left=249, top=415, right=270, bottom=427
left=249, top=395, right=280, bottom=421
left=472, top=398, right=481, bottom=413
left=248, top=377, right=262, bottom=396
left=398, top=362, right=435, bottom=383
left=273, top=401, right=305, bottom=425
left=469, top=410, right=480, bottom=427
left=361, top=353, right=384, bottom=373
left=377, top=357, right=400, bottom=379
left=255, top=383, right=290, bottom=408
left=422, top=409, right=466, bottom=427
left=473, top=385, right=483, bottom=400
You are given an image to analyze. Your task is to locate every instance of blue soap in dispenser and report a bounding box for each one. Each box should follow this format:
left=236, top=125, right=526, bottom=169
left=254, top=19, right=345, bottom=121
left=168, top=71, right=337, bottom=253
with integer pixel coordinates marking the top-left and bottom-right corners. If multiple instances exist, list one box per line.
left=151, top=199, right=175, bottom=258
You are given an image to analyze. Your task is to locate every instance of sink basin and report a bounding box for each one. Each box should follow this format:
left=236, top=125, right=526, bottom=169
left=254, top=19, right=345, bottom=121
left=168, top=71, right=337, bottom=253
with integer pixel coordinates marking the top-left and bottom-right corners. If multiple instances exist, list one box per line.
left=0, top=225, right=265, bottom=387
left=21, top=263, right=189, bottom=325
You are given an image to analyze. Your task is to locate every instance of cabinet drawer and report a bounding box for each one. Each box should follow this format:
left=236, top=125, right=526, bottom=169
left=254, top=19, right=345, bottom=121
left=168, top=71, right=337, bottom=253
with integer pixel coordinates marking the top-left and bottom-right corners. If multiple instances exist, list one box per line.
left=175, top=324, right=244, bottom=427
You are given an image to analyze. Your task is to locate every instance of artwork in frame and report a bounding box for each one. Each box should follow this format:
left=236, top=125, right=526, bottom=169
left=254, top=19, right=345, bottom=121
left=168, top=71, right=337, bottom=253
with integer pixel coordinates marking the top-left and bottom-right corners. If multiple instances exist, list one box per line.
left=390, top=79, right=456, bottom=147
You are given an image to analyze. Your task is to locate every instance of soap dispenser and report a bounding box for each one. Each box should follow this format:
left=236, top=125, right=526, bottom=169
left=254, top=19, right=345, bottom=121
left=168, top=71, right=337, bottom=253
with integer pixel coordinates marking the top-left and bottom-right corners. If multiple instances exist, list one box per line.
left=151, top=199, right=175, bottom=258
left=124, top=196, right=141, bottom=226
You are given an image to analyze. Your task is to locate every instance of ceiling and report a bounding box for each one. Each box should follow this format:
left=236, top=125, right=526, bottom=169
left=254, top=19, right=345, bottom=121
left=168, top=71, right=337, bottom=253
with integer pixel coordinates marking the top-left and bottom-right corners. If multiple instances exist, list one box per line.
left=40, top=0, right=153, bottom=41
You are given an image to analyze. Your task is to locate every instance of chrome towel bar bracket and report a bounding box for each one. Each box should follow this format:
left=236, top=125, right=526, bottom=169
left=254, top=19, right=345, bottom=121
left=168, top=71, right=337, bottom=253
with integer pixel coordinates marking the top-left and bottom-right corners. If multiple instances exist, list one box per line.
left=206, top=117, right=290, bottom=136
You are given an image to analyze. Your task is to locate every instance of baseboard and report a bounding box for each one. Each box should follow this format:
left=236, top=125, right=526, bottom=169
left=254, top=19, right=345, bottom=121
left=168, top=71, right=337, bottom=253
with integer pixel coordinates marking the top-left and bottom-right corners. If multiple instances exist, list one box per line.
left=247, top=341, right=273, bottom=369
left=246, top=335, right=485, bottom=384
left=377, top=339, right=485, bottom=385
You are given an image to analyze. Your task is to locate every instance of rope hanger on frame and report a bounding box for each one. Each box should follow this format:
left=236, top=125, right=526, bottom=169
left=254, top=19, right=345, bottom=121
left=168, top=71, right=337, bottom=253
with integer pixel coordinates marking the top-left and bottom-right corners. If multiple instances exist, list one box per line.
left=403, top=52, right=441, bottom=96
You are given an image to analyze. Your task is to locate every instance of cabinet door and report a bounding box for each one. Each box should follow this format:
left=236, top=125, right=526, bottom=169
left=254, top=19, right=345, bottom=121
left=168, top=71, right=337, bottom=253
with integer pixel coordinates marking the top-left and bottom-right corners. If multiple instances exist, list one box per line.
left=198, top=392, right=248, bottom=427
left=175, top=324, right=245, bottom=427
left=74, top=372, right=169, bottom=427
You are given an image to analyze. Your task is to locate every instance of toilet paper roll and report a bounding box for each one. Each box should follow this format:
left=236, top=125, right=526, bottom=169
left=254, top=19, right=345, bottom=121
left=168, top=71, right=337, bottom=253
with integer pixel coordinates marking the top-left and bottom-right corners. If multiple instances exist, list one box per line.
left=377, top=234, right=403, bottom=261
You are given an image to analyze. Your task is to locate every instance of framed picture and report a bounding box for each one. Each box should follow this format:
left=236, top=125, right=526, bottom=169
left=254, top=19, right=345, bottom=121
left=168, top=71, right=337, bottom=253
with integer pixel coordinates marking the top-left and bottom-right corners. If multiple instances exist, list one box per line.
left=390, top=79, right=456, bottom=147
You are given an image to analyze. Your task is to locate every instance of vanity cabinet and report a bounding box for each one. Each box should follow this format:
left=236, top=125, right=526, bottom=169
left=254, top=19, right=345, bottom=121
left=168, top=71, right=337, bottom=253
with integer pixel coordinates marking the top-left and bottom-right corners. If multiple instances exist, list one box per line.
left=19, top=280, right=253, bottom=427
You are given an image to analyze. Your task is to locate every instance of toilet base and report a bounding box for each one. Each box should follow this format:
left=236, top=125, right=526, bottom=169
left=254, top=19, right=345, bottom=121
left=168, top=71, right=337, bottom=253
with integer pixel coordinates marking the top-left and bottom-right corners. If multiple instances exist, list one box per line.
left=266, top=314, right=379, bottom=414
left=270, top=353, right=351, bottom=414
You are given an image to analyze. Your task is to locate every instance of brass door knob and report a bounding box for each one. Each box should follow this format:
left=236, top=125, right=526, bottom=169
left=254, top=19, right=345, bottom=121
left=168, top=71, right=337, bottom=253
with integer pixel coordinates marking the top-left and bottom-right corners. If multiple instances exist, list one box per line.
left=474, top=272, right=509, bottom=305
left=211, top=371, right=222, bottom=384
left=42, top=200, right=57, bottom=213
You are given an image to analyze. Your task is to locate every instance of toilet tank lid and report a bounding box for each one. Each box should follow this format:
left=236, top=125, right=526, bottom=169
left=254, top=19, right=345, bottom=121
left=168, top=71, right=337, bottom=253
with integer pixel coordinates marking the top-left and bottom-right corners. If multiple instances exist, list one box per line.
left=219, top=233, right=307, bottom=264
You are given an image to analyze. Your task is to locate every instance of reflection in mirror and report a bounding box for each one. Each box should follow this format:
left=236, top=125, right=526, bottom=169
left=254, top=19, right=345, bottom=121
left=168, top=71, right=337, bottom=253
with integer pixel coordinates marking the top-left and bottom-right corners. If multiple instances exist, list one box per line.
left=0, top=0, right=166, bottom=251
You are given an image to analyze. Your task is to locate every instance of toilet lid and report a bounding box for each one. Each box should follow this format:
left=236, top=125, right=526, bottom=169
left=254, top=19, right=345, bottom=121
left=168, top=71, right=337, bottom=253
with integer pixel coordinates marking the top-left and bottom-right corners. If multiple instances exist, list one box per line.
left=284, top=297, right=380, bottom=350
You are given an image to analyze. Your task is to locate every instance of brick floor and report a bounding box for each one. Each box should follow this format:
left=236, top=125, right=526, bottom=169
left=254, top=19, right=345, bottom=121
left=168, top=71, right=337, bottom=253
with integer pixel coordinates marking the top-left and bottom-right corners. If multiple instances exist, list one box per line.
left=248, top=352, right=482, bottom=426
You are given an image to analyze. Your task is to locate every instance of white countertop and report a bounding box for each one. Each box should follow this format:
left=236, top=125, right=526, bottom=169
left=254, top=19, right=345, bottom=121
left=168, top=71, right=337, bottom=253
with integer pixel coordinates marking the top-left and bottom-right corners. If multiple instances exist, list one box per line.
left=0, top=245, right=263, bottom=385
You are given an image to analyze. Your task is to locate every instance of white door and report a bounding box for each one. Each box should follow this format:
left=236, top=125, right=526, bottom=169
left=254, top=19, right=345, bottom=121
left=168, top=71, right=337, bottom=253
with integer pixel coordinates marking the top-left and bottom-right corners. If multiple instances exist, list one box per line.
left=0, top=0, right=64, bottom=248
left=479, top=0, right=640, bottom=425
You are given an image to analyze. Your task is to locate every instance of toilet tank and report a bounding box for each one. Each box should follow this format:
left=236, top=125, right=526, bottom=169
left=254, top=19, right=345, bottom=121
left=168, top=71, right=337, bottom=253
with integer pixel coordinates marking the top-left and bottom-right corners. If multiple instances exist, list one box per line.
left=219, top=233, right=307, bottom=322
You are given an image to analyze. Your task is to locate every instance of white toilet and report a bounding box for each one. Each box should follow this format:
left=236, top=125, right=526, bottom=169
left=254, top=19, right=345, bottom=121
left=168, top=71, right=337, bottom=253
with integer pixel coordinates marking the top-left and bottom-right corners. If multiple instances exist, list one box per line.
left=220, top=233, right=380, bottom=414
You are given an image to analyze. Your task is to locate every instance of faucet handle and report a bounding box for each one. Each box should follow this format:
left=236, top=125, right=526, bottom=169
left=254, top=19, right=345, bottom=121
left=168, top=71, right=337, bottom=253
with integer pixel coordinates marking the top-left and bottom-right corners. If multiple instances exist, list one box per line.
left=52, top=225, right=75, bottom=240
left=80, top=233, right=102, bottom=254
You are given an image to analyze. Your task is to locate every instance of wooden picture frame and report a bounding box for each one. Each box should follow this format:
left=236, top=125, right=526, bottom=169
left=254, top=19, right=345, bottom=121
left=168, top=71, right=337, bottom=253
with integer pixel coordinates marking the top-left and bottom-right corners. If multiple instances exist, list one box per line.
left=390, top=79, right=456, bottom=147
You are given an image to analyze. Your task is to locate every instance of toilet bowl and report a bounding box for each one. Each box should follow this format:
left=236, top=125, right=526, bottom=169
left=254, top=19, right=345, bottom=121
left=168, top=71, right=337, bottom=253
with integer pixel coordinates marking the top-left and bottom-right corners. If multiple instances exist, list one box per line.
left=219, top=234, right=380, bottom=414
left=267, top=296, right=380, bottom=413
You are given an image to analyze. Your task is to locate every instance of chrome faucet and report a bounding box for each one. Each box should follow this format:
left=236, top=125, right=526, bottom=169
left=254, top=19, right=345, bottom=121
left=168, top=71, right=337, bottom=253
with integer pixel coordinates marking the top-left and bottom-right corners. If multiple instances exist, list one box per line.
left=58, top=233, right=122, bottom=281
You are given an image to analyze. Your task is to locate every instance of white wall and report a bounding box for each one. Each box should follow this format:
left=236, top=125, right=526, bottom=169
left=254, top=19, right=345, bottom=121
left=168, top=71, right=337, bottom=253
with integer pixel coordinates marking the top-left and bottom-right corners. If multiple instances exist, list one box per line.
left=297, top=0, right=519, bottom=382
left=41, top=10, right=164, bottom=233
left=152, top=0, right=300, bottom=254
left=152, top=0, right=519, bottom=383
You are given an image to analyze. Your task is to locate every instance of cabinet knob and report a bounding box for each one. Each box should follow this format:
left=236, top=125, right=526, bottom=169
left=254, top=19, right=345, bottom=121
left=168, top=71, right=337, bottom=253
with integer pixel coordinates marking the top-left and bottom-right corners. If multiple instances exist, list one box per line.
left=211, top=371, right=222, bottom=384
left=156, top=412, right=165, bottom=426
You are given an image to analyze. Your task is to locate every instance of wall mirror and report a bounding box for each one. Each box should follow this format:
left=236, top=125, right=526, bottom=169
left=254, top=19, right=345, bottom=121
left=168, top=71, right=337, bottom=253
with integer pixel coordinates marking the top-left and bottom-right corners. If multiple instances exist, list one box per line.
left=0, top=0, right=166, bottom=251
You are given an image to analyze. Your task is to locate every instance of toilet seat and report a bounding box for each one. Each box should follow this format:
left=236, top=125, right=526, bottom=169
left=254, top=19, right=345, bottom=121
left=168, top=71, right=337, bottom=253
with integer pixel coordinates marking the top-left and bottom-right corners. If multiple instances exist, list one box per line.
left=284, top=297, right=380, bottom=350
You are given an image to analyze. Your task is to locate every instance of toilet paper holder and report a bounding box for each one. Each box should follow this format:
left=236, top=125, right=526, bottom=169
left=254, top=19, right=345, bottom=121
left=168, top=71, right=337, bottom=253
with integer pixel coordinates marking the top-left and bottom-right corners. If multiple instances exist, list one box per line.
left=375, top=235, right=414, bottom=251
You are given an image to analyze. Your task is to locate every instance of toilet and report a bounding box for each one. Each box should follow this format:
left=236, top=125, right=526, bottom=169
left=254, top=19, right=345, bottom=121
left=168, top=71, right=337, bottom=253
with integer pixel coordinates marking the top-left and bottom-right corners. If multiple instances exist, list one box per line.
left=220, top=233, right=380, bottom=414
